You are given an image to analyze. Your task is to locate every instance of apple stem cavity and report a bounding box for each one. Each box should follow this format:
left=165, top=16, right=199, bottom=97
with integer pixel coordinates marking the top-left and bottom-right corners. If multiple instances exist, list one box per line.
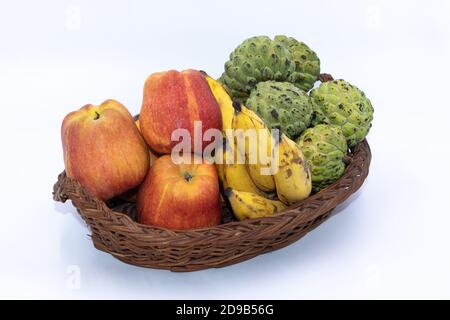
left=183, top=172, right=193, bottom=182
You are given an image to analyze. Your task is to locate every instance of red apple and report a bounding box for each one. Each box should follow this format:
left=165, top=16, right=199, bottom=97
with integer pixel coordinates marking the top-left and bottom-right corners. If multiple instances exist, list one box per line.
left=62, top=99, right=150, bottom=201
left=139, top=69, right=222, bottom=154
left=137, top=154, right=221, bottom=230
left=135, top=118, right=159, bottom=167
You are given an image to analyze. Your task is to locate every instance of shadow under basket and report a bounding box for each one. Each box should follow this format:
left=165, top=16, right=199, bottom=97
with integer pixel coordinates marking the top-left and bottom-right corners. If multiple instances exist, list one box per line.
left=53, top=139, right=371, bottom=272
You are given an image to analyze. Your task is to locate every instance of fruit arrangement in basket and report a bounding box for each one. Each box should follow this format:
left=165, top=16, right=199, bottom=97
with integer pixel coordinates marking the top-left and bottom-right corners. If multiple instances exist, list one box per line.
left=59, top=36, right=373, bottom=233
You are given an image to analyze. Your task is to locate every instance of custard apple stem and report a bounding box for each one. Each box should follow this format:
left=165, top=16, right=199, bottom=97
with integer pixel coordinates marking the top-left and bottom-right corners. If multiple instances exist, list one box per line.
left=318, top=73, right=334, bottom=83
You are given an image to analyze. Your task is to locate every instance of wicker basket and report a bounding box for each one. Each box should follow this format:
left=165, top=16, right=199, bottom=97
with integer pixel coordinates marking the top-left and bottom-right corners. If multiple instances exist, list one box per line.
left=53, top=137, right=371, bottom=272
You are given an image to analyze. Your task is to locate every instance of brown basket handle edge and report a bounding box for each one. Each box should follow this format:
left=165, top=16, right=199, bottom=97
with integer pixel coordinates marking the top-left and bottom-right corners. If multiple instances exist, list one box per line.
left=53, top=171, right=69, bottom=203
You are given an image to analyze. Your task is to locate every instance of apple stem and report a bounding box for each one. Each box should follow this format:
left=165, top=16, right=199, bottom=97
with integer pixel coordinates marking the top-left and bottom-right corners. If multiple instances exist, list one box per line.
left=184, top=172, right=193, bottom=182
left=94, top=112, right=100, bottom=120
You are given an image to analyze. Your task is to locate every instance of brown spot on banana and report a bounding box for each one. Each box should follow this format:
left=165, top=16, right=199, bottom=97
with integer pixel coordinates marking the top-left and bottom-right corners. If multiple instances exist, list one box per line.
left=292, top=156, right=302, bottom=164
left=285, top=168, right=293, bottom=178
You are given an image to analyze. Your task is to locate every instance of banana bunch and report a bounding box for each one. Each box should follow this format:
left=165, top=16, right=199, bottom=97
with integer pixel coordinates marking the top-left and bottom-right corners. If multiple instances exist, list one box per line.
left=206, top=74, right=312, bottom=221
left=232, top=102, right=276, bottom=192
left=232, top=101, right=312, bottom=206
left=206, top=74, right=259, bottom=194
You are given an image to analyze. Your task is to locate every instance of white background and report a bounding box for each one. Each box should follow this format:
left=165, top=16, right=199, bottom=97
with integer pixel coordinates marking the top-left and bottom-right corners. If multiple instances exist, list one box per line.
left=0, top=0, right=449, bottom=299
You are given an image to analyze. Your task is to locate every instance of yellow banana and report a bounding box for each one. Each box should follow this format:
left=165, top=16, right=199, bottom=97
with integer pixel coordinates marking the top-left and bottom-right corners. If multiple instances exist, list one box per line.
left=204, top=73, right=234, bottom=131
left=273, top=134, right=312, bottom=205
left=214, top=137, right=227, bottom=186
left=232, top=101, right=276, bottom=192
left=203, top=72, right=236, bottom=183
left=224, top=188, right=286, bottom=221
left=246, top=163, right=275, bottom=192
left=221, top=138, right=262, bottom=194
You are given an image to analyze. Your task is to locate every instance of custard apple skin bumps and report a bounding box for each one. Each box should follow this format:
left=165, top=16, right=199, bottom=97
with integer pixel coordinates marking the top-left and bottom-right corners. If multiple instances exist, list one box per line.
left=274, top=35, right=320, bottom=92
left=219, top=36, right=295, bottom=100
left=245, top=81, right=313, bottom=140
left=220, top=35, right=320, bottom=100
left=310, top=80, right=374, bottom=147
left=297, top=124, right=348, bottom=192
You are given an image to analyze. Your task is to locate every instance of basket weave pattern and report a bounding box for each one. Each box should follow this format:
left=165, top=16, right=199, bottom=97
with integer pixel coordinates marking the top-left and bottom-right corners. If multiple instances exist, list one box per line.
left=53, top=140, right=371, bottom=272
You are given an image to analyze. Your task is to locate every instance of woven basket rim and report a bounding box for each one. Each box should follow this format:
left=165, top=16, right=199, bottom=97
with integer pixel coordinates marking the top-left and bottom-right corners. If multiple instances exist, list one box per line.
left=53, top=139, right=371, bottom=271
left=53, top=139, right=371, bottom=236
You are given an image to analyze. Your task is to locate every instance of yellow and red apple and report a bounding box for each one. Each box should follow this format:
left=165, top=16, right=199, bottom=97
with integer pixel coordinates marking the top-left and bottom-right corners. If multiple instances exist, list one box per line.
left=139, top=69, right=222, bottom=154
left=61, top=99, right=150, bottom=201
left=137, top=154, right=221, bottom=230
left=135, top=118, right=159, bottom=167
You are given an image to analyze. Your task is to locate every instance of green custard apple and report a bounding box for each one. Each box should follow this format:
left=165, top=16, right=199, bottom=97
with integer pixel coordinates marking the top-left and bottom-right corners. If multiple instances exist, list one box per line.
left=310, top=79, right=374, bottom=147
left=220, top=35, right=320, bottom=100
left=274, top=35, right=320, bottom=92
left=245, top=81, right=313, bottom=140
left=297, top=124, right=348, bottom=192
